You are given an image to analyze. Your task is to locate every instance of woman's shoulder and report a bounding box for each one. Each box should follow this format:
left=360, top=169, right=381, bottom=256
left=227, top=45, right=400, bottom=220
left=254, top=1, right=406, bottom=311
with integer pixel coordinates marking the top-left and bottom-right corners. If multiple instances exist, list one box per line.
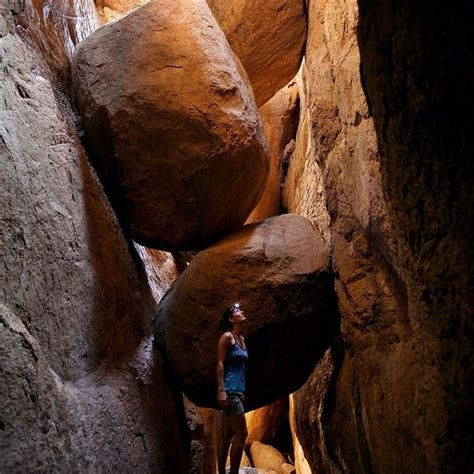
left=219, top=331, right=234, bottom=343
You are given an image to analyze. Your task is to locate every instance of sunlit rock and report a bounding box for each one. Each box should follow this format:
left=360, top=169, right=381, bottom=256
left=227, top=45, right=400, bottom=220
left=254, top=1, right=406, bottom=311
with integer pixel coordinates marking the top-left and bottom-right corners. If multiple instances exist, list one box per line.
left=281, top=463, right=297, bottom=473
left=282, top=71, right=331, bottom=244
left=207, top=0, right=307, bottom=106
left=95, top=0, right=148, bottom=23
left=289, top=394, right=311, bottom=474
left=284, top=0, right=472, bottom=471
left=15, top=0, right=99, bottom=82
left=245, top=399, right=287, bottom=446
left=246, top=81, right=299, bottom=224
left=72, top=0, right=269, bottom=250
left=250, top=441, right=286, bottom=472
left=154, top=214, right=338, bottom=410
left=134, top=245, right=178, bottom=303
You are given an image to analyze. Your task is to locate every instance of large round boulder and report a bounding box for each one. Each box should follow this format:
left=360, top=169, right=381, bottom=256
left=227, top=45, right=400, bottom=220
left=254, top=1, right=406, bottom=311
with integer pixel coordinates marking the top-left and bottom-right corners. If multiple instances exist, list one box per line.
left=154, top=214, right=338, bottom=410
left=72, top=0, right=269, bottom=250
left=207, top=0, right=307, bottom=106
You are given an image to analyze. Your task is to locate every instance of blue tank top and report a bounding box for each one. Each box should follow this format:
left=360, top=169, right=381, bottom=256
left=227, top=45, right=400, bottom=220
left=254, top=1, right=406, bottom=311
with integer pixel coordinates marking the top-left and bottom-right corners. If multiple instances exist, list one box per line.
left=224, top=335, right=248, bottom=394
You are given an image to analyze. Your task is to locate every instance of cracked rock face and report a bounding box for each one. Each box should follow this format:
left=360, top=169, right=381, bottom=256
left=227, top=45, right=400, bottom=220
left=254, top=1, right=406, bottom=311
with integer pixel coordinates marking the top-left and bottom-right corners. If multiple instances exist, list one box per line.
left=207, top=0, right=307, bottom=106
left=1, top=4, right=188, bottom=470
left=247, top=80, right=300, bottom=224
left=72, top=0, right=269, bottom=251
left=284, top=0, right=473, bottom=472
left=154, top=214, right=338, bottom=410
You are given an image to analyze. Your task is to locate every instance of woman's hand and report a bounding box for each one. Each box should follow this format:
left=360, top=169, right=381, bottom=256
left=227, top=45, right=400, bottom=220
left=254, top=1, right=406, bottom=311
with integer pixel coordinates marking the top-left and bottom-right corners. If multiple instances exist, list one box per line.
left=217, top=389, right=228, bottom=408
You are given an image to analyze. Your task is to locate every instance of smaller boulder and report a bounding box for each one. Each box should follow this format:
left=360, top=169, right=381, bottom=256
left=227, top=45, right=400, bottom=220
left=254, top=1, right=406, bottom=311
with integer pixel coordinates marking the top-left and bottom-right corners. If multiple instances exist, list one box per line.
left=250, top=441, right=286, bottom=472
left=207, top=0, right=307, bottom=106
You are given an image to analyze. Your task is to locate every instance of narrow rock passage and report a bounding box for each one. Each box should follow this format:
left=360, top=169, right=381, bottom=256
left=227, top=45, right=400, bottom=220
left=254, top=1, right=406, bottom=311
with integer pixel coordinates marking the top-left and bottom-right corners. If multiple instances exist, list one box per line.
left=3, top=0, right=471, bottom=472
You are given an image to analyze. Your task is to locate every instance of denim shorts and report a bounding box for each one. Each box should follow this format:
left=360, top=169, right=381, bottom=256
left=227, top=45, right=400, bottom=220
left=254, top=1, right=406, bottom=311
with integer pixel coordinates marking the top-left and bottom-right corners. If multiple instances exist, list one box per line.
left=224, top=392, right=245, bottom=417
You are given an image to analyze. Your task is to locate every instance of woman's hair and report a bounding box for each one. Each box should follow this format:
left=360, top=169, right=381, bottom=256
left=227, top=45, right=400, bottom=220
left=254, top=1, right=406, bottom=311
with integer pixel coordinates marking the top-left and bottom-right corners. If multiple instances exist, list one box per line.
left=220, top=303, right=240, bottom=331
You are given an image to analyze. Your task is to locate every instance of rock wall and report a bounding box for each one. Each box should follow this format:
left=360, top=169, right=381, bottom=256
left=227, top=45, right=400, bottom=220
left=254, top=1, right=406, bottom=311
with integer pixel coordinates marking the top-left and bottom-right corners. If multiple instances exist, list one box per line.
left=2, top=0, right=472, bottom=471
left=248, top=80, right=300, bottom=224
left=356, top=1, right=474, bottom=470
left=1, top=1, right=188, bottom=471
left=286, top=0, right=473, bottom=472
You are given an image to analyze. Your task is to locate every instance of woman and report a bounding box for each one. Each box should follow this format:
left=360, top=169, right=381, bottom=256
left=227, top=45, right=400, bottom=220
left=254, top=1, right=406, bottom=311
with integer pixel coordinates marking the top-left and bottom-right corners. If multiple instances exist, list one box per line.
left=216, top=303, right=249, bottom=474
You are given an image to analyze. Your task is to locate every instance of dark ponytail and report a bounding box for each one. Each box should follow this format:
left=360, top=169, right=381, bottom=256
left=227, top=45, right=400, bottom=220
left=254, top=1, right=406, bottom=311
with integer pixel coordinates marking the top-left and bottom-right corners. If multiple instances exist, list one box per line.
left=220, top=303, right=239, bottom=331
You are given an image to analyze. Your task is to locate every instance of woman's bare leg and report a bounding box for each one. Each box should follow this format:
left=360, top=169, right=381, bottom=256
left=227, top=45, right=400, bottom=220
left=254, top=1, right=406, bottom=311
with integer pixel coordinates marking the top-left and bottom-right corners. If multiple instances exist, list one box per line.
left=228, top=413, right=248, bottom=474
left=217, top=412, right=233, bottom=474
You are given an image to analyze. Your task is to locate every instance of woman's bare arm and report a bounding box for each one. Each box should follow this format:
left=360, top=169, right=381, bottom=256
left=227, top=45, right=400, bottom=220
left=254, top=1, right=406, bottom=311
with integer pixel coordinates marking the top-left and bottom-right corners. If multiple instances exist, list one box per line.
left=217, top=332, right=231, bottom=406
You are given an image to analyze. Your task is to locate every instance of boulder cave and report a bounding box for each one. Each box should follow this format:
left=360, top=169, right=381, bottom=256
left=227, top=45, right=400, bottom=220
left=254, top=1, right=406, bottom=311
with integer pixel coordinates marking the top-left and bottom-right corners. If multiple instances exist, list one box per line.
left=1, top=0, right=472, bottom=473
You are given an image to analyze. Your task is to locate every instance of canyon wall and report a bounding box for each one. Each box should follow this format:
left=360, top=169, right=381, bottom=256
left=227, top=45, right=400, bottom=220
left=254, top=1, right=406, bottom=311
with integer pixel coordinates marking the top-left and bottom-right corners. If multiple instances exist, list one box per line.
left=2, top=0, right=472, bottom=472
left=1, top=1, right=189, bottom=471
left=287, top=0, right=473, bottom=472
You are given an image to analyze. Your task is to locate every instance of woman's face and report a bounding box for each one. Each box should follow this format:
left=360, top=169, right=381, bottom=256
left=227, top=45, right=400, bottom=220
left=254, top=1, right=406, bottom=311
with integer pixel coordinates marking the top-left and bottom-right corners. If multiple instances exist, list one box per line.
left=230, top=307, right=246, bottom=326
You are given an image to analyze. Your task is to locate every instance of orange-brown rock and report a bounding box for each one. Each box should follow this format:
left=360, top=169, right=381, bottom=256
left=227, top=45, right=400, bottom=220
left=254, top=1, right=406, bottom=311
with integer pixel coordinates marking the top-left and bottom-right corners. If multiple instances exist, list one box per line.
left=250, top=441, right=286, bottom=472
left=247, top=82, right=299, bottom=224
left=154, top=214, right=338, bottom=410
left=207, top=0, right=307, bottom=106
left=95, top=0, right=148, bottom=23
left=285, top=0, right=473, bottom=472
left=245, top=399, right=287, bottom=446
left=14, top=0, right=99, bottom=83
left=285, top=1, right=410, bottom=471
left=288, top=394, right=311, bottom=474
left=134, top=246, right=178, bottom=302
left=282, top=71, right=331, bottom=243
left=281, top=463, right=296, bottom=474
left=184, top=397, right=217, bottom=474
left=72, top=0, right=269, bottom=251
left=1, top=3, right=189, bottom=471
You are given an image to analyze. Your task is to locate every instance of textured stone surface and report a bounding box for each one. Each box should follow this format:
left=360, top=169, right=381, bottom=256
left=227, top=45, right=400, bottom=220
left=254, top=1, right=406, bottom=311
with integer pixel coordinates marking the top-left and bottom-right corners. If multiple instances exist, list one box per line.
left=289, top=394, right=311, bottom=474
left=284, top=0, right=412, bottom=471
left=250, top=441, right=286, bottom=472
left=95, top=0, right=148, bottom=23
left=134, top=245, right=178, bottom=303
left=247, top=81, right=299, bottom=224
left=281, top=463, right=296, bottom=474
left=1, top=4, right=188, bottom=470
left=282, top=71, right=331, bottom=244
left=13, top=0, right=99, bottom=84
left=184, top=398, right=217, bottom=474
left=155, top=214, right=337, bottom=410
left=357, top=0, right=474, bottom=471
left=207, top=0, right=307, bottom=106
left=72, top=0, right=269, bottom=250
left=1, top=306, right=189, bottom=472
left=245, top=399, right=286, bottom=446
left=285, top=0, right=473, bottom=472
